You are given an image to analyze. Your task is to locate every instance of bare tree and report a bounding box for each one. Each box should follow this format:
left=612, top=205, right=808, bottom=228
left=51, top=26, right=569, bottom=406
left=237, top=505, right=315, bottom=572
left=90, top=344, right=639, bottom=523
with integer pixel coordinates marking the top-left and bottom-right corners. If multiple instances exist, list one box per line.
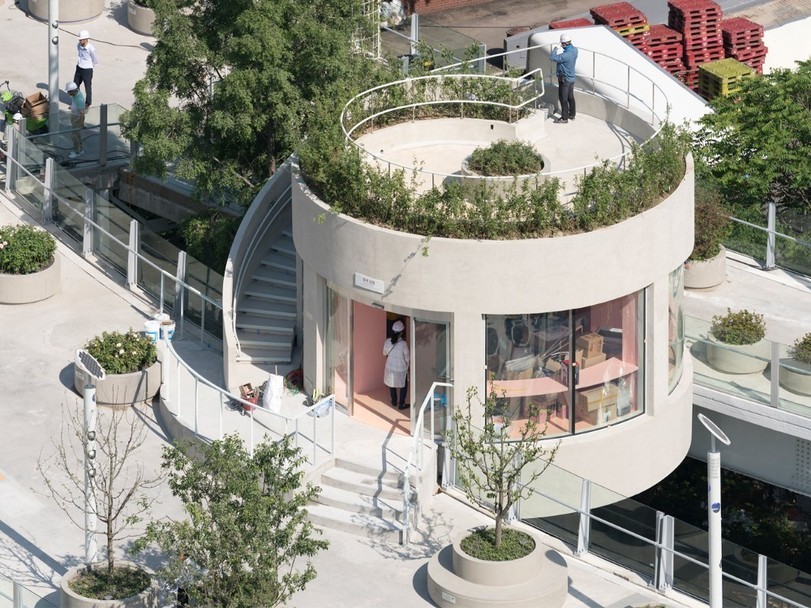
left=37, top=398, right=163, bottom=577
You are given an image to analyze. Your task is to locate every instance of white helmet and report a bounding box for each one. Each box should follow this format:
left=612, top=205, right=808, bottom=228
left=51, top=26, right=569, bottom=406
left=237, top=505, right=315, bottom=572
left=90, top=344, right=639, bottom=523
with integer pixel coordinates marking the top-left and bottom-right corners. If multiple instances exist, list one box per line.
left=560, top=33, right=572, bottom=44
left=78, top=30, right=90, bottom=40
left=65, top=81, right=78, bottom=92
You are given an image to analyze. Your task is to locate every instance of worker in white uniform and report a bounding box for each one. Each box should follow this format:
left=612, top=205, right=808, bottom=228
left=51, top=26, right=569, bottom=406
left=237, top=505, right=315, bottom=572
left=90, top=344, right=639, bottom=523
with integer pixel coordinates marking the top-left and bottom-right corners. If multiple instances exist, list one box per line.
left=383, top=320, right=409, bottom=410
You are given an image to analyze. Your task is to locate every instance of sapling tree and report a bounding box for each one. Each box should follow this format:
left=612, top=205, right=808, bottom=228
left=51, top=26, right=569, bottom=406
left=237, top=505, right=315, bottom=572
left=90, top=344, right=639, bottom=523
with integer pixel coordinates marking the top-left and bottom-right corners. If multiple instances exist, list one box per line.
left=133, top=433, right=328, bottom=608
left=445, top=386, right=559, bottom=550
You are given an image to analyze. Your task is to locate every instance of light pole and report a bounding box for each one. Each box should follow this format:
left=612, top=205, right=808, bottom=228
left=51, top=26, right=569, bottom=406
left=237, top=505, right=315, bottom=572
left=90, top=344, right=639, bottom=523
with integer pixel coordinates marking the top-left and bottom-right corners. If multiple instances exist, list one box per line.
left=698, top=413, right=731, bottom=608
left=83, top=384, right=98, bottom=566
left=48, top=0, right=60, bottom=134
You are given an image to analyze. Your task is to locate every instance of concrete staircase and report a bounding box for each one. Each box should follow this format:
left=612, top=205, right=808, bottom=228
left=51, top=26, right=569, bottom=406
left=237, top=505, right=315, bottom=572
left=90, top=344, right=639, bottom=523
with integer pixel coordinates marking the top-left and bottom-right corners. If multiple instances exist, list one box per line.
left=235, top=230, right=297, bottom=365
left=307, top=458, right=412, bottom=544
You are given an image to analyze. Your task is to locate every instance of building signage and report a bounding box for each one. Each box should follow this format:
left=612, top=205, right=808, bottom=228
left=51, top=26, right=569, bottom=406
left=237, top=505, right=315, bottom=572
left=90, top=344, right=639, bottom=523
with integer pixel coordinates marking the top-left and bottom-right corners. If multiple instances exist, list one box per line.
left=354, top=272, right=385, bottom=294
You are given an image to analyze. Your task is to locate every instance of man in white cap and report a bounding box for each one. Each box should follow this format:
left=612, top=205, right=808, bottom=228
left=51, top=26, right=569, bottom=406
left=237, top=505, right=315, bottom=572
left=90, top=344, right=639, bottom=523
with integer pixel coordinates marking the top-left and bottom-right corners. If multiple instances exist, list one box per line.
left=549, top=33, right=579, bottom=124
left=74, top=30, right=98, bottom=108
left=65, top=81, right=85, bottom=158
left=383, top=319, right=410, bottom=410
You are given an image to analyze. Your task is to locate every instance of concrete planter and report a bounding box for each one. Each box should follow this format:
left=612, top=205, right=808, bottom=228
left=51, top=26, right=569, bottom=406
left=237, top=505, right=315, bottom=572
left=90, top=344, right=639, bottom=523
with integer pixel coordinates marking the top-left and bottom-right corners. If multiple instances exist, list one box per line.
left=706, top=334, right=770, bottom=374
left=127, top=0, right=156, bottom=35
left=0, top=255, right=60, bottom=304
left=74, top=360, right=162, bottom=407
left=60, top=561, right=157, bottom=608
left=426, top=528, right=567, bottom=608
left=684, top=246, right=726, bottom=289
left=459, top=156, right=552, bottom=195
left=28, top=0, right=104, bottom=22
left=779, top=359, right=811, bottom=396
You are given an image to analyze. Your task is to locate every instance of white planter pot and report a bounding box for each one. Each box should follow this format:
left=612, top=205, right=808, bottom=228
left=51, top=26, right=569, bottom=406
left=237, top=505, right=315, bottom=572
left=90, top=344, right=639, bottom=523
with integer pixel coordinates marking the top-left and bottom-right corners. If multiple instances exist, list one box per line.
left=779, top=359, right=811, bottom=396
left=684, top=246, right=726, bottom=289
left=60, top=561, right=157, bottom=608
left=74, top=360, right=162, bottom=407
left=127, top=0, right=156, bottom=35
left=28, top=0, right=104, bottom=22
left=705, top=334, right=769, bottom=374
left=0, top=255, right=60, bottom=304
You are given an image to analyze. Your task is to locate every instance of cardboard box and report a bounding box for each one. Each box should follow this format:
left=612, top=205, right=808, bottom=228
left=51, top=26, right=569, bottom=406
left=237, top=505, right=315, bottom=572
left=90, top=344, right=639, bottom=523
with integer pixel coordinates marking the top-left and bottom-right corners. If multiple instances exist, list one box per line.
left=576, top=332, right=604, bottom=357
left=576, top=400, right=615, bottom=425
left=581, top=352, right=607, bottom=369
left=576, top=384, right=618, bottom=411
left=22, top=92, right=48, bottom=118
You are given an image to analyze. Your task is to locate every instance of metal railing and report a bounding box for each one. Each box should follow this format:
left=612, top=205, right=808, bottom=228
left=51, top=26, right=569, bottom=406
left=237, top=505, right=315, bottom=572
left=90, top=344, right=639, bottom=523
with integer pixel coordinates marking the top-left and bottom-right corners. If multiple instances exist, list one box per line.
left=401, top=381, right=452, bottom=545
left=161, top=339, right=336, bottom=463
left=0, top=571, right=56, bottom=608
left=728, top=214, right=811, bottom=277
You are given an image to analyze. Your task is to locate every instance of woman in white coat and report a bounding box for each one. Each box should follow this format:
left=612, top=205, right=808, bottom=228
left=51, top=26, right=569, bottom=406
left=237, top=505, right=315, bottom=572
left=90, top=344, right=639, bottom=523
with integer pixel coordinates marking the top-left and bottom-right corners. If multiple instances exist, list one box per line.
left=383, top=320, right=409, bottom=409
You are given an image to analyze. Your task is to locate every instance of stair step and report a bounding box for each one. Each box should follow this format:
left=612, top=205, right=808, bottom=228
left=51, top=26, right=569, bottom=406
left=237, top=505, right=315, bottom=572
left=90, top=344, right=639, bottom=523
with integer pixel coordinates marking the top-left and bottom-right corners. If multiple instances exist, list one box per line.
left=314, top=484, right=403, bottom=520
left=334, top=458, right=403, bottom=484
left=271, top=238, right=297, bottom=258
left=253, top=266, right=297, bottom=288
left=238, top=300, right=297, bottom=319
left=242, top=285, right=297, bottom=304
left=235, top=351, right=292, bottom=365
left=260, top=256, right=296, bottom=274
left=307, top=503, right=403, bottom=543
left=320, top=466, right=403, bottom=501
left=235, top=314, right=295, bottom=334
left=236, top=333, right=294, bottom=349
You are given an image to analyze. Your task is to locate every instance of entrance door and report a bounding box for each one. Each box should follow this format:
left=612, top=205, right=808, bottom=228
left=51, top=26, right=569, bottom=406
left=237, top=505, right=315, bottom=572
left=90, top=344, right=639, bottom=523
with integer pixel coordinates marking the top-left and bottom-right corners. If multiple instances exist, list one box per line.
left=411, top=319, right=450, bottom=435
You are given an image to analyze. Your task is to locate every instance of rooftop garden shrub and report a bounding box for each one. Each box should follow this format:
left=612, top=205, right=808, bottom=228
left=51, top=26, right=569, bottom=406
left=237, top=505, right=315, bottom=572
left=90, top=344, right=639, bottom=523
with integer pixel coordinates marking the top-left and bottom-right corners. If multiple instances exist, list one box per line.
left=467, top=140, right=544, bottom=176
left=0, top=224, right=57, bottom=275
left=690, top=180, right=732, bottom=261
left=789, top=333, right=811, bottom=365
left=710, top=308, right=766, bottom=346
left=85, top=329, right=158, bottom=375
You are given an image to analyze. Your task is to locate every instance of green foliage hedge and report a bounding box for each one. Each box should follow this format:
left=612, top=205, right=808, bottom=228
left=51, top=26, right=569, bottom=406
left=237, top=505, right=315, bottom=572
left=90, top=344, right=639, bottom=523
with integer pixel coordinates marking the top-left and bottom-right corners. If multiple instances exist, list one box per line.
left=467, top=140, right=544, bottom=176
left=710, top=308, right=766, bottom=345
left=0, top=224, right=56, bottom=275
left=85, top=329, right=158, bottom=375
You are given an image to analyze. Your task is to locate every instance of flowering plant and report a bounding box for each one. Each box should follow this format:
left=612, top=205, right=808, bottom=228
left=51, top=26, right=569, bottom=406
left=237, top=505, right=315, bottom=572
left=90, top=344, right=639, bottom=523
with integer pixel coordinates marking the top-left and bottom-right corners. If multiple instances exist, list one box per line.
left=85, top=329, right=158, bottom=375
left=0, top=224, right=57, bottom=275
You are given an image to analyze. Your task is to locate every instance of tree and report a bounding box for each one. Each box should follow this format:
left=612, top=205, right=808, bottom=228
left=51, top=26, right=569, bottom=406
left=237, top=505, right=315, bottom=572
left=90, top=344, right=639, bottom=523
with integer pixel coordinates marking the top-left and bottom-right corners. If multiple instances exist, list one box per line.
left=693, top=60, right=811, bottom=214
left=37, top=400, right=162, bottom=578
left=445, top=386, right=559, bottom=550
left=133, top=434, right=328, bottom=608
left=122, top=0, right=389, bottom=206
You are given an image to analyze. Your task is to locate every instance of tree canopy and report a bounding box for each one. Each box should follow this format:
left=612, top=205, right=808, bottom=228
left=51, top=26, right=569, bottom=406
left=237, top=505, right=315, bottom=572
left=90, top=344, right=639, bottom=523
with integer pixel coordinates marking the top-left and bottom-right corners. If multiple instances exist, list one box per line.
left=693, top=60, right=811, bottom=213
left=123, top=0, right=389, bottom=205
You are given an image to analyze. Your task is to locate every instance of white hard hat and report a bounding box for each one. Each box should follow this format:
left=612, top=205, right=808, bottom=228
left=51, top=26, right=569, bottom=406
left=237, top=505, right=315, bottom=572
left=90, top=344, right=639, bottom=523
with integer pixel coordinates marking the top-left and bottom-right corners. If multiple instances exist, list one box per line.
left=392, top=320, right=405, bottom=332
left=78, top=30, right=90, bottom=40
left=65, top=81, right=78, bottom=92
left=560, top=33, right=572, bottom=43
left=12, top=113, right=23, bottom=122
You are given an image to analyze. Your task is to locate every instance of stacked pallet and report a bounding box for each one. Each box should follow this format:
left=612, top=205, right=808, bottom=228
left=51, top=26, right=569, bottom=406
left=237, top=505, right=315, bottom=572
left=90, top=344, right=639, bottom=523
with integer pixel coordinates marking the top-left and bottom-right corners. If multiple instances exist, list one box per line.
left=645, top=24, right=686, bottom=76
left=590, top=2, right=650, bottom=48
left=549, top=18, right=594, bottom=30
left=721, top=17, right=767, bottom=73
left=667, top=0, right=724, bottom=90
left=698, top=57, right=755, bottom=99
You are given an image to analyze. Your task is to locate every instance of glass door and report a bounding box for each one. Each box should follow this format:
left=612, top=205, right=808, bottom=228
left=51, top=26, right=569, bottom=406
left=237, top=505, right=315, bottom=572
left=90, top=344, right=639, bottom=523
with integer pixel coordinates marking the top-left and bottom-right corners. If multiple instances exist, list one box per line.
left=326, top=288, right=353, bottom=414
left=411, top=319, right=450, bottom=436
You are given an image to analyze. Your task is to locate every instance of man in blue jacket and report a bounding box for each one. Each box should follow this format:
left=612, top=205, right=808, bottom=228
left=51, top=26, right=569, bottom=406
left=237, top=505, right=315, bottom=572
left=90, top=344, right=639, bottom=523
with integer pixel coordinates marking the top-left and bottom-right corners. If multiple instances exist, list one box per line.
left=550, top=33, right=578, bottom=124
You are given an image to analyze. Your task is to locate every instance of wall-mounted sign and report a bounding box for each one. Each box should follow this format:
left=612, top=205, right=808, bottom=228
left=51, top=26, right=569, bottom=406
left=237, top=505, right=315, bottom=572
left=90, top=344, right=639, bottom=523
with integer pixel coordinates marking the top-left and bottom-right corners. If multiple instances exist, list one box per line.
left=354, top=272, right=385, bottom=294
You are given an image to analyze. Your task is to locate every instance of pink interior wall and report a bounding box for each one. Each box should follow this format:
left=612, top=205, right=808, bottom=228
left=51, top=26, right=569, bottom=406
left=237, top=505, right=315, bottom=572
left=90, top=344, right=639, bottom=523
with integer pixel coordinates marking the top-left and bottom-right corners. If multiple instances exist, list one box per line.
left=352, top=302, right=388, bottom=394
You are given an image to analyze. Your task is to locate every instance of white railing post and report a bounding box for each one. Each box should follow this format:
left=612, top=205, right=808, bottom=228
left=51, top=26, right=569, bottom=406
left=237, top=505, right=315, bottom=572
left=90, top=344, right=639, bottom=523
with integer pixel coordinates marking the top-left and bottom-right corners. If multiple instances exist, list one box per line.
left=766, top=200, right=776, bottom=270
left=756, top=554, right=768, bottom=608
left=127, top=219, right=139, bottom=288
left=193, top=376, right=199, bottom=434
left=175, top=250, right=187, bottom=329
left=576, top=478, right=591, bottom=556
left=5, top=125, right=16, bottom=193
left=770, top=341, right=781, bottom=408
left=655, top=512, right=674, bottom=592
left=42, top=157, right=55, bottom=223
left=83, top=187, right=95, bottom=256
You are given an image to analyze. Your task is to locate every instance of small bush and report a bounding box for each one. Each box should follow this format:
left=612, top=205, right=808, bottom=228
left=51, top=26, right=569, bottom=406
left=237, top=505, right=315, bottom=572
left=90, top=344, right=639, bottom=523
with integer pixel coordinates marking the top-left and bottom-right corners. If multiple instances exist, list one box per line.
left=789, top=333, right=811, bottom=365
left=460, top=527, right=535, bottom=561
left=710, top=308, right=766, bottom=345
left=691, top=180, right=732, bottom=261
left=0, top=224, right=56, bottom=275
left=467, top=140, right=544, bottom=176
left=85, top=329, right=158, bottom=375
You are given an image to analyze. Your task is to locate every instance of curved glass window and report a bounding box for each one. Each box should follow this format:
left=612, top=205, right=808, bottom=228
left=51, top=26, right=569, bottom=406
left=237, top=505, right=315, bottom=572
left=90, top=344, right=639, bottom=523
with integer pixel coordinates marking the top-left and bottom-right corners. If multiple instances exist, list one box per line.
left=668, top=266, right=685, bottom=393
left=485, top=291, right=644, bottom=436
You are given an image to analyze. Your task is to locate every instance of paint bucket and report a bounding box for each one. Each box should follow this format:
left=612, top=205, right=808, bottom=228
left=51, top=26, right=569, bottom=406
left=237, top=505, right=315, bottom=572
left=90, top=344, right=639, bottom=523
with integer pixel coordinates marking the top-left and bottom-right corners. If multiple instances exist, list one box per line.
left=160, top=320, right=176, bottom=341
left=144, top=320, right=160, bottom=343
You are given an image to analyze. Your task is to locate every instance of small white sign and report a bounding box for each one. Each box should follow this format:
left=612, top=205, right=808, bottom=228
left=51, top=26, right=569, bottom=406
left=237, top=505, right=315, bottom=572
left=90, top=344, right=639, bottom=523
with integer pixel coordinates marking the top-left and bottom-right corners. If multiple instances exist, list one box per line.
left=354, top=272, right=385, bottom=294
left=441, top=591, right=456, bottom=604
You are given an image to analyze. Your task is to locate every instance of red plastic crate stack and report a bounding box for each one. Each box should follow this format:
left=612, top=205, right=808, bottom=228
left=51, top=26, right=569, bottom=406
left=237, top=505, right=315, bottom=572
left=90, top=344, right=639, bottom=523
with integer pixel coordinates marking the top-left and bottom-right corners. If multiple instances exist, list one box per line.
left=590, top=3, right=651, bottom=49
left=549, top=18, right=594, bottom=30
left=645, top=24, right=685, bottom=75
left=667, top=0, right=724, bottom=89
left=721, top=17, right=767, bottom=73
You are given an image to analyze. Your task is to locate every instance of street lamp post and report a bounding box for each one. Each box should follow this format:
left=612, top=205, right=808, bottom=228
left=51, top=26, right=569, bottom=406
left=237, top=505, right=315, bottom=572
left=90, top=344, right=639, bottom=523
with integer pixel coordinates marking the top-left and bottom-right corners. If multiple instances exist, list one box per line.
left=83, top=384, right=98, bottom=566
left=698, top=413, right=731, bottom=608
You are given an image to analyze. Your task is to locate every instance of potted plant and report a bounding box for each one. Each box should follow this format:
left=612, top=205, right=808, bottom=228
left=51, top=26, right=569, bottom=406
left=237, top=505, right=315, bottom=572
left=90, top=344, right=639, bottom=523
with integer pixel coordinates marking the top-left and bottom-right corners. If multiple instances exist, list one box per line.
left=780, top=332, right=811, bottom=395
left=705, top=308, right=769, bottom=374
left=74, top=329, right=161, bottom=406
left=127, top=0, right=156, bottom=36
left=0, top=223, right=60, bottom=304
left=684, top=181, right=732, bottom=289
left=426, top=387, right=567, bottom=607
left=460, top=139, right=551, bottom=196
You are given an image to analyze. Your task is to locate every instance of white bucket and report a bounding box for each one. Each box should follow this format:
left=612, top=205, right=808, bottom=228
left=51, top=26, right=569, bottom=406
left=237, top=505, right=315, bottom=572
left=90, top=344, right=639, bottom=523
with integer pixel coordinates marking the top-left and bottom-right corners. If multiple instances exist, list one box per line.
left=160, top=320, right=176, bottom=341
left=154, top=313, right=170, bottom=323
left=144, top=320, right=160, bottom=343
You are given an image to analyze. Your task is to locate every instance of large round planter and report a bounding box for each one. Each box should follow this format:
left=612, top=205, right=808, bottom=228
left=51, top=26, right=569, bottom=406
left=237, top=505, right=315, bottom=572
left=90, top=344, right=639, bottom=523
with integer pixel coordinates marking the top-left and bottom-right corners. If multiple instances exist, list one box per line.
left=74, top=360, right=162, bottom=407
left=127, top=0, right=155, bottom=35
left=705, top=334, right=770, bottom=374
left=27, top=0, right=104, bottom=22
left=426, top=528, right=567, bottom=608
left=779, top=359, right=811, bottom=396
left=459, top=157, right=552, bottom=196
left=684, top=246, right=726, bottom=289
left=0, top=255, right=60, bottom=304
left=60, top=561, right=157, bottom=608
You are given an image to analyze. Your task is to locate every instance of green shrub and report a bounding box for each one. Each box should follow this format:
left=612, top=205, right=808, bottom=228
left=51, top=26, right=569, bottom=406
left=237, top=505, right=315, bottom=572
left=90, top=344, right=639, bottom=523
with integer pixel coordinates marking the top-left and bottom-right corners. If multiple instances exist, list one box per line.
left=710, top=308, right=766, bottom=345
left=85, top=329, right=158, bottom=375
left=0, top=224, right=57, bottom=275
left=789, top=333, right=811, bottom=365
left=691, top=180, right=732, bottom=261
left=467, top=140, right=544, bottom=176
left=460, top=527, right=535, bottom=561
